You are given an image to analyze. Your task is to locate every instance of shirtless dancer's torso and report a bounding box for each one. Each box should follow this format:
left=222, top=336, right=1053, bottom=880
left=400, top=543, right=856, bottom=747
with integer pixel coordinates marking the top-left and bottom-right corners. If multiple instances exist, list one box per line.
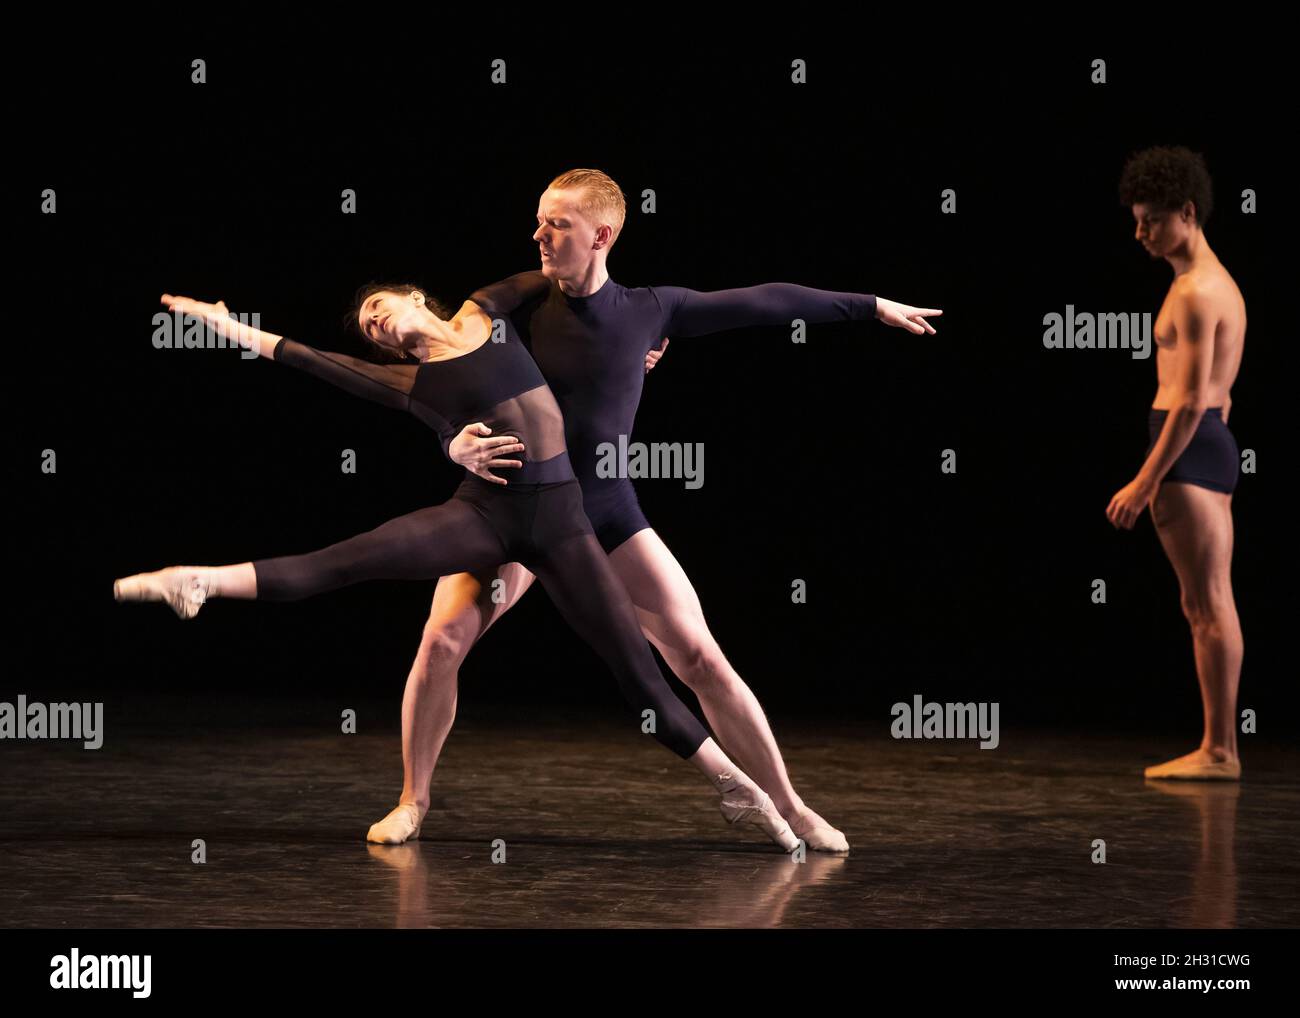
left=1151, top=258, right=1245, bottom=414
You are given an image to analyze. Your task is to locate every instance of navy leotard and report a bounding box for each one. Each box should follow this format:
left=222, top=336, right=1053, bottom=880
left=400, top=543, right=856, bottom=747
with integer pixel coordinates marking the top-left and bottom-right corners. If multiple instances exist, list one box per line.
left=472, top=273, right=877, bottom=551
left=249, top=315, right=711, bottom=758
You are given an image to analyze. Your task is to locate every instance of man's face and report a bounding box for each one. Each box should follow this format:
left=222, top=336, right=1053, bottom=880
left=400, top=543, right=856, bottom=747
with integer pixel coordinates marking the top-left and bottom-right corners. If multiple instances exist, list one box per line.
left=1132, top=201, right=1194, bottom=258
left=533, top=188, right=601, bottom=278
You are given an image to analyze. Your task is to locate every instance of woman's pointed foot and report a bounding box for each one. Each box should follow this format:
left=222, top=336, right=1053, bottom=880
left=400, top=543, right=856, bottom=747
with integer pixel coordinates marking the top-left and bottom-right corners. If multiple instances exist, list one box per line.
left=113, top=567, right=211, bottom=620
left=715, top=774, right=800, bottom=852
left=788, top=809, right=850, bottom=853
left=367, top=802, right=425, bottom=844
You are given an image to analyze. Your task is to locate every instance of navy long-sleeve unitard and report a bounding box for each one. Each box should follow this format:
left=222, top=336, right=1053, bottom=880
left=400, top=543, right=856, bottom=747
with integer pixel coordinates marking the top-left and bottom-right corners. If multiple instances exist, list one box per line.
left=471, top=273, right=876, bottom=550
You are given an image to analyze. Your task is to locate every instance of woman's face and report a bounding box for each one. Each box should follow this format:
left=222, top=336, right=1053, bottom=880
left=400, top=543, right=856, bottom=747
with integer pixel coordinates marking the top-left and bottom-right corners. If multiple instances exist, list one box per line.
left=358, top=290, right=425, bottom=353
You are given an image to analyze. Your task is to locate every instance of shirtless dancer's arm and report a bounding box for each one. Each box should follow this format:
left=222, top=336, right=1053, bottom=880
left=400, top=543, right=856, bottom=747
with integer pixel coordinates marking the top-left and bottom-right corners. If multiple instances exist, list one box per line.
left=1106, top=286, right=1217, bottom=530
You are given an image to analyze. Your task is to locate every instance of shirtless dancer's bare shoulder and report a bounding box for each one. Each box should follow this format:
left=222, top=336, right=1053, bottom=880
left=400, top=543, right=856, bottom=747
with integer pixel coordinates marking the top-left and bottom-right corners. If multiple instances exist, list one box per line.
left=1107, top=145, right=1246, bottom=780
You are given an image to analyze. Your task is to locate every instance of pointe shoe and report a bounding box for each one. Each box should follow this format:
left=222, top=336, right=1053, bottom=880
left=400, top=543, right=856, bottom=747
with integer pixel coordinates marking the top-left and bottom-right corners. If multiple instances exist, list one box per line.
left=1144, top=757, right=1242, bottom=781
left=718, top=789, right=800, bottom=853
left=791, top=820, right=850, bottom=854
left=367, top=803, right=424, bottom=845
left=113, top=567, right=211, bottom=620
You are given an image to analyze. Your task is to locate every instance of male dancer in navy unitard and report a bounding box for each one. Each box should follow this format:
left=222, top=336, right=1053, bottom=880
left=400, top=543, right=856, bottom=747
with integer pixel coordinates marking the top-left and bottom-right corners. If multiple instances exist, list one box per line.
left=368, top=168, right=942, bottom=847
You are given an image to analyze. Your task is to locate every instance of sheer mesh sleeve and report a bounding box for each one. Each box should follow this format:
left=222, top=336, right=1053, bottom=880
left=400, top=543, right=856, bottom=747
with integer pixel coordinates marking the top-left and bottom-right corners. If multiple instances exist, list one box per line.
left=652, top=282, right=876, bottom=339
left=469, top=271, right=551, bottom=314
left=273, top=337, right=457, bottom=456
left=274, top=337, right=419, bottom=409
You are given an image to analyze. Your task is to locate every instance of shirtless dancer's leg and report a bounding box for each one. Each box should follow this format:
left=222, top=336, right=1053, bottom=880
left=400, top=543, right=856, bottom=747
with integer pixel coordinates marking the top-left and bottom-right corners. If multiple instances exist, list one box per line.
left=1145, top=482, right=1243, bottom=779
left=369, top=534, right=848, bottom=850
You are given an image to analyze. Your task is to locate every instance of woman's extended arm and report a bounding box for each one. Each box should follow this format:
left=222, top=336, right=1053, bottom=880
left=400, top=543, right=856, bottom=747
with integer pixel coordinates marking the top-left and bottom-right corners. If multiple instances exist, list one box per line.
left=162, top=295, right=284, bottom=360
left=159, top=293, right=420, bottom=416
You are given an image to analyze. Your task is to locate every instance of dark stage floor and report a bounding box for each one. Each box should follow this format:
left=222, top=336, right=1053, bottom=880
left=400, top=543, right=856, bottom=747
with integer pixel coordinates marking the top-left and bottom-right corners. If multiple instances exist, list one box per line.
left=2, top=700, right=1296, bottom=928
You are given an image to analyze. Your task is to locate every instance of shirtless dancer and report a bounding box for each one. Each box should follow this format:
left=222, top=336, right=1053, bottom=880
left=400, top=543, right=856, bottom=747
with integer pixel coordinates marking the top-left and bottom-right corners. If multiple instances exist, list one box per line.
left=369, top=169, right=941, bottom=845
left=1106, top=146, right=1246, bottom=780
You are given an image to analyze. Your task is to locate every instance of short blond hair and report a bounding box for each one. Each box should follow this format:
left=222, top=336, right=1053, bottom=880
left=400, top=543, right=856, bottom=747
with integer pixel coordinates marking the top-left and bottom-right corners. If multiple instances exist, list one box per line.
left=549, top=168, right=627, bottom=245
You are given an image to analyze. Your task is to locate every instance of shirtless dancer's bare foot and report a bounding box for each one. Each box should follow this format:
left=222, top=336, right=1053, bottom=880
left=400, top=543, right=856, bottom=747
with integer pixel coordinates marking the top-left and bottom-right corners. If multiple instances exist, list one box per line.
left=1144, top=745, right=1241, bottom=781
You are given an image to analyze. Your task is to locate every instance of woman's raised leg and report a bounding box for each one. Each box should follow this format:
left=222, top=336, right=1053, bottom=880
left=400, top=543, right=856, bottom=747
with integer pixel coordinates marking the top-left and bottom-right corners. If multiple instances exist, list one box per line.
left=114, top=498, right=509, bottom=615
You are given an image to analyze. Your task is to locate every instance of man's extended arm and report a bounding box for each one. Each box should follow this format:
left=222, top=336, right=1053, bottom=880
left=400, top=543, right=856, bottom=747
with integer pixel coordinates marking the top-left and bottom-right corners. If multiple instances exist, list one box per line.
left=654, top=282, right=876, bottom=339
left=469, top=270, right=551, bottom=315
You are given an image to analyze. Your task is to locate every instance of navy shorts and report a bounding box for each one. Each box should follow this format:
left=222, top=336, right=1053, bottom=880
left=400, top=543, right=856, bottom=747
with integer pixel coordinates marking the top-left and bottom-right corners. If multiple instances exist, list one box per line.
left=1147, top=407, right=1239, bottom=494
left=581, top=478, right=652, bottom=553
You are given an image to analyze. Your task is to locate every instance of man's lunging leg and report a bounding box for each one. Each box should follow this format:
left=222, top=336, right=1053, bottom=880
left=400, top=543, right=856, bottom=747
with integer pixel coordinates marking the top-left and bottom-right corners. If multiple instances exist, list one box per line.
left=610, top=528, right=849, bottom=852
left=367, top=564, right=536, bottom=844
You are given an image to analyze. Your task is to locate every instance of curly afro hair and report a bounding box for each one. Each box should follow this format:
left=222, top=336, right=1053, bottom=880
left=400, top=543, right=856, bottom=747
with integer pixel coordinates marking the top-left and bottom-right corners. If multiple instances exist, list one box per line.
left=1118, top=145, right=1214, bottom=226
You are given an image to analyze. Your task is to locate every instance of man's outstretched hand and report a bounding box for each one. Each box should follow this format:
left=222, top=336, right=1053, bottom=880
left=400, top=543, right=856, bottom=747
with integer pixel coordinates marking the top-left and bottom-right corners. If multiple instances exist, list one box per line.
left=876, top=297, right=943, bottom=335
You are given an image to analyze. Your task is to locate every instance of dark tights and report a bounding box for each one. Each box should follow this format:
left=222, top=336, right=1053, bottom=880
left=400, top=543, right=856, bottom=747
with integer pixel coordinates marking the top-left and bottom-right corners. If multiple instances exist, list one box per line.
left=252, top=475, right=710, bottom=759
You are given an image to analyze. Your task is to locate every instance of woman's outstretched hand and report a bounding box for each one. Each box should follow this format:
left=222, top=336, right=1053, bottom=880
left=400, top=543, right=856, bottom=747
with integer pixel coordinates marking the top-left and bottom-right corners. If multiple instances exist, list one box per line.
left=161, top=294, right=279, bottom=358
left=448, top=422, right=525, bottom=485
left=162, top=294, right=230, bottom=329
left=875, top=297, right=943, bottom=335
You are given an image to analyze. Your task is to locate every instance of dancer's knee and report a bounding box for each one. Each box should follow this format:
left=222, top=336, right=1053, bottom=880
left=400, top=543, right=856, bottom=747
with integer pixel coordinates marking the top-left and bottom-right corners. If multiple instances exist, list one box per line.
left=1180, top=583, right=1236, bottom=633
left=417, top=617, right=476, bottom=680
left=671, top=639, right=736, bottom=698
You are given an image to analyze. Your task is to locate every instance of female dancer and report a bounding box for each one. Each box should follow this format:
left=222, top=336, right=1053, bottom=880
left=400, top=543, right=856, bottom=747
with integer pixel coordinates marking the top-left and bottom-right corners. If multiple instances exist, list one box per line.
left=115, top=289, right=800, bottom=850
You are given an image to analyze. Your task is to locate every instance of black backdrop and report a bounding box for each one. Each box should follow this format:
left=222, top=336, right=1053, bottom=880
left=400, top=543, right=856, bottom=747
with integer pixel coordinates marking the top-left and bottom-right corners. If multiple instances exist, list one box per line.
left=12, top=36, right=1291, bottom=737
